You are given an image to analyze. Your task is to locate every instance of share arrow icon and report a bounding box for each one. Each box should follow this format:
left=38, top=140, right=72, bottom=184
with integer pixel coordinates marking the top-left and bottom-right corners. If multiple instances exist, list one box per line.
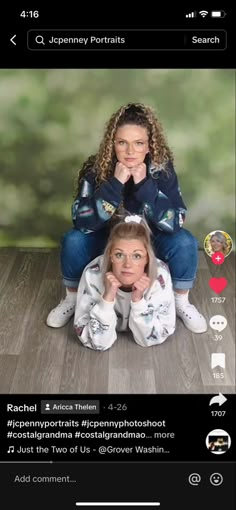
left=209, top=393, right=227, bottom=406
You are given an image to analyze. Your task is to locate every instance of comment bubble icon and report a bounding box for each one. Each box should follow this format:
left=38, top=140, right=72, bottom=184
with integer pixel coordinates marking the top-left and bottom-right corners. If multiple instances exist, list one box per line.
left=209, top=315, right=227, bottom=332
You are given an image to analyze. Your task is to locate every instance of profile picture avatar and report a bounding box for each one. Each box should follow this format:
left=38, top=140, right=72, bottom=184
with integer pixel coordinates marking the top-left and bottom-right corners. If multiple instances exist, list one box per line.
left=204, top=230, right=233, bottom=257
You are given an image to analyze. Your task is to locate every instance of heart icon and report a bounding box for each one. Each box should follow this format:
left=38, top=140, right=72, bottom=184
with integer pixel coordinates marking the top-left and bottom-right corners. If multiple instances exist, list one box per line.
left=209, top=277, right=228, bottom=294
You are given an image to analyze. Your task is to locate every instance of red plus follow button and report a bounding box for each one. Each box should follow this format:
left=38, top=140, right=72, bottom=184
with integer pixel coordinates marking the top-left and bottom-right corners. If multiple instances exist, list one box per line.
left=211, top=252, right=225, bottom=265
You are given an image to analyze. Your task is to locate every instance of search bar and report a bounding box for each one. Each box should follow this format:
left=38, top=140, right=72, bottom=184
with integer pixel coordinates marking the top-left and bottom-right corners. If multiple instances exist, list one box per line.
left=27, top=29, right=226, bottom=51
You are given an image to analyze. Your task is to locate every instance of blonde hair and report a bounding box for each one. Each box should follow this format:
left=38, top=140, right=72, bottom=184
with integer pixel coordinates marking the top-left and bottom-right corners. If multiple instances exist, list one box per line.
left=210, top=231, right=228, bottom=254
left=102, top=217, right=157, bottom=285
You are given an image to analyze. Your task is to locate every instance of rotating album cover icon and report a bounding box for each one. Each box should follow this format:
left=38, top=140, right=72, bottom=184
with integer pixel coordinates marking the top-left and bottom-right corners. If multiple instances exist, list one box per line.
left=206, top=429, right=231, bottom=454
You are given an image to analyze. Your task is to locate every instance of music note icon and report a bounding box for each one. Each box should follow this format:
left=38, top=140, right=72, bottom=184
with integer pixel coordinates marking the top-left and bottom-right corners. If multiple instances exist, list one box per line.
left=7, top=446, right=14, bottom=453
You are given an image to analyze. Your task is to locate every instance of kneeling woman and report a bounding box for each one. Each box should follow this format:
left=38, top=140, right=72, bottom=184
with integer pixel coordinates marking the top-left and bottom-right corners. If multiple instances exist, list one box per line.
left=74, top=216, right=176, bottom=350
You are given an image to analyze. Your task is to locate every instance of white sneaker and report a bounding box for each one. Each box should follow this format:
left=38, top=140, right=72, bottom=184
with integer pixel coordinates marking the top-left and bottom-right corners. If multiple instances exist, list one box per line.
left=176, top=304, right=207, bottom=333
left=46, top=297, right=76, bottom=328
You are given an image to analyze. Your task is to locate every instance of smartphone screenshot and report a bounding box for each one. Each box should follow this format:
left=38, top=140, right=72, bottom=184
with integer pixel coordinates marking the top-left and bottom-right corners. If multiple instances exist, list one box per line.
left=0, top=6, right=235, bottom=509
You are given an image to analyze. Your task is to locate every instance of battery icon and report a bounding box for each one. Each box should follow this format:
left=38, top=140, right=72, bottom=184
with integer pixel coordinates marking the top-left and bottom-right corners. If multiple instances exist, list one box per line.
left=211, top=10, right=226, bottom=18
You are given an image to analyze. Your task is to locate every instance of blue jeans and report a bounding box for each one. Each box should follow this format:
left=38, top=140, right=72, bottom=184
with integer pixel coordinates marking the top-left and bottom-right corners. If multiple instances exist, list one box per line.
left=61, top=227, right=198, bottom=290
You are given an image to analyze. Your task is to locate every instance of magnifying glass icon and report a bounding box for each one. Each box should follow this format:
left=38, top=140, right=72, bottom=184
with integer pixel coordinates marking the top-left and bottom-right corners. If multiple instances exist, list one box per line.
left=35, top=35, right=45, bottom=45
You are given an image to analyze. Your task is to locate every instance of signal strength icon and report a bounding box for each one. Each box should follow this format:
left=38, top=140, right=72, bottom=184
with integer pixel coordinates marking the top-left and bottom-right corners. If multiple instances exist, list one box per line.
left=186, top=11, right=196, bottom=18
left=199, top=10, right=208, bottom=17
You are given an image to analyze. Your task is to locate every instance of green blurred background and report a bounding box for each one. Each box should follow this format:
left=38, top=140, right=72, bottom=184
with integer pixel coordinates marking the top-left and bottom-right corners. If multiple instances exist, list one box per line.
left=0, top=69, right=235, bottom=248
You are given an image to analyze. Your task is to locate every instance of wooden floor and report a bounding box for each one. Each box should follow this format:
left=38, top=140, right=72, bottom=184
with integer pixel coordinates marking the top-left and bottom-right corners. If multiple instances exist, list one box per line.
left=0, top=248, right=235, bottom=394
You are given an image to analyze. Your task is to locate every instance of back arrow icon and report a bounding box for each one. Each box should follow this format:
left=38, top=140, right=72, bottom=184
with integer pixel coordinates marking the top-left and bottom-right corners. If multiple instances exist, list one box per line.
left=10, top=35, right=16, bottom=46
left=209, top=393, right=227, bottom=406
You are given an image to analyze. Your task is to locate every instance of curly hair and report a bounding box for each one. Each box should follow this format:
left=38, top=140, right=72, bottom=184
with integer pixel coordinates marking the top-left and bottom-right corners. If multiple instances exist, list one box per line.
left=75, top=103, right=173, bottom=194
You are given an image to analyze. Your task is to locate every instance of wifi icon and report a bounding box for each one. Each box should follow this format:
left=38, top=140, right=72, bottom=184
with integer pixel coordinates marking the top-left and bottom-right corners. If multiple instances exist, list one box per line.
left=199, top=10, right=208, bottom=17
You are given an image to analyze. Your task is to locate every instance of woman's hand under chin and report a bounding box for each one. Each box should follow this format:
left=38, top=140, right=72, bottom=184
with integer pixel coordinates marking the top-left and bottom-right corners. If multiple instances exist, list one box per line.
left=131, top=274, right=151, bottom=302
left=130, top=163, right=147, bottom=184
left=103, top=272, right=121, bottom=302
left=114, top=162, right=131, bottom=184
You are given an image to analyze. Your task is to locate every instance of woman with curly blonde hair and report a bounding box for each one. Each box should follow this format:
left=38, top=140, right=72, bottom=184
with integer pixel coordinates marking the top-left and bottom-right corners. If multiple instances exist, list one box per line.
left=47, top=102, right=207, bottom=334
